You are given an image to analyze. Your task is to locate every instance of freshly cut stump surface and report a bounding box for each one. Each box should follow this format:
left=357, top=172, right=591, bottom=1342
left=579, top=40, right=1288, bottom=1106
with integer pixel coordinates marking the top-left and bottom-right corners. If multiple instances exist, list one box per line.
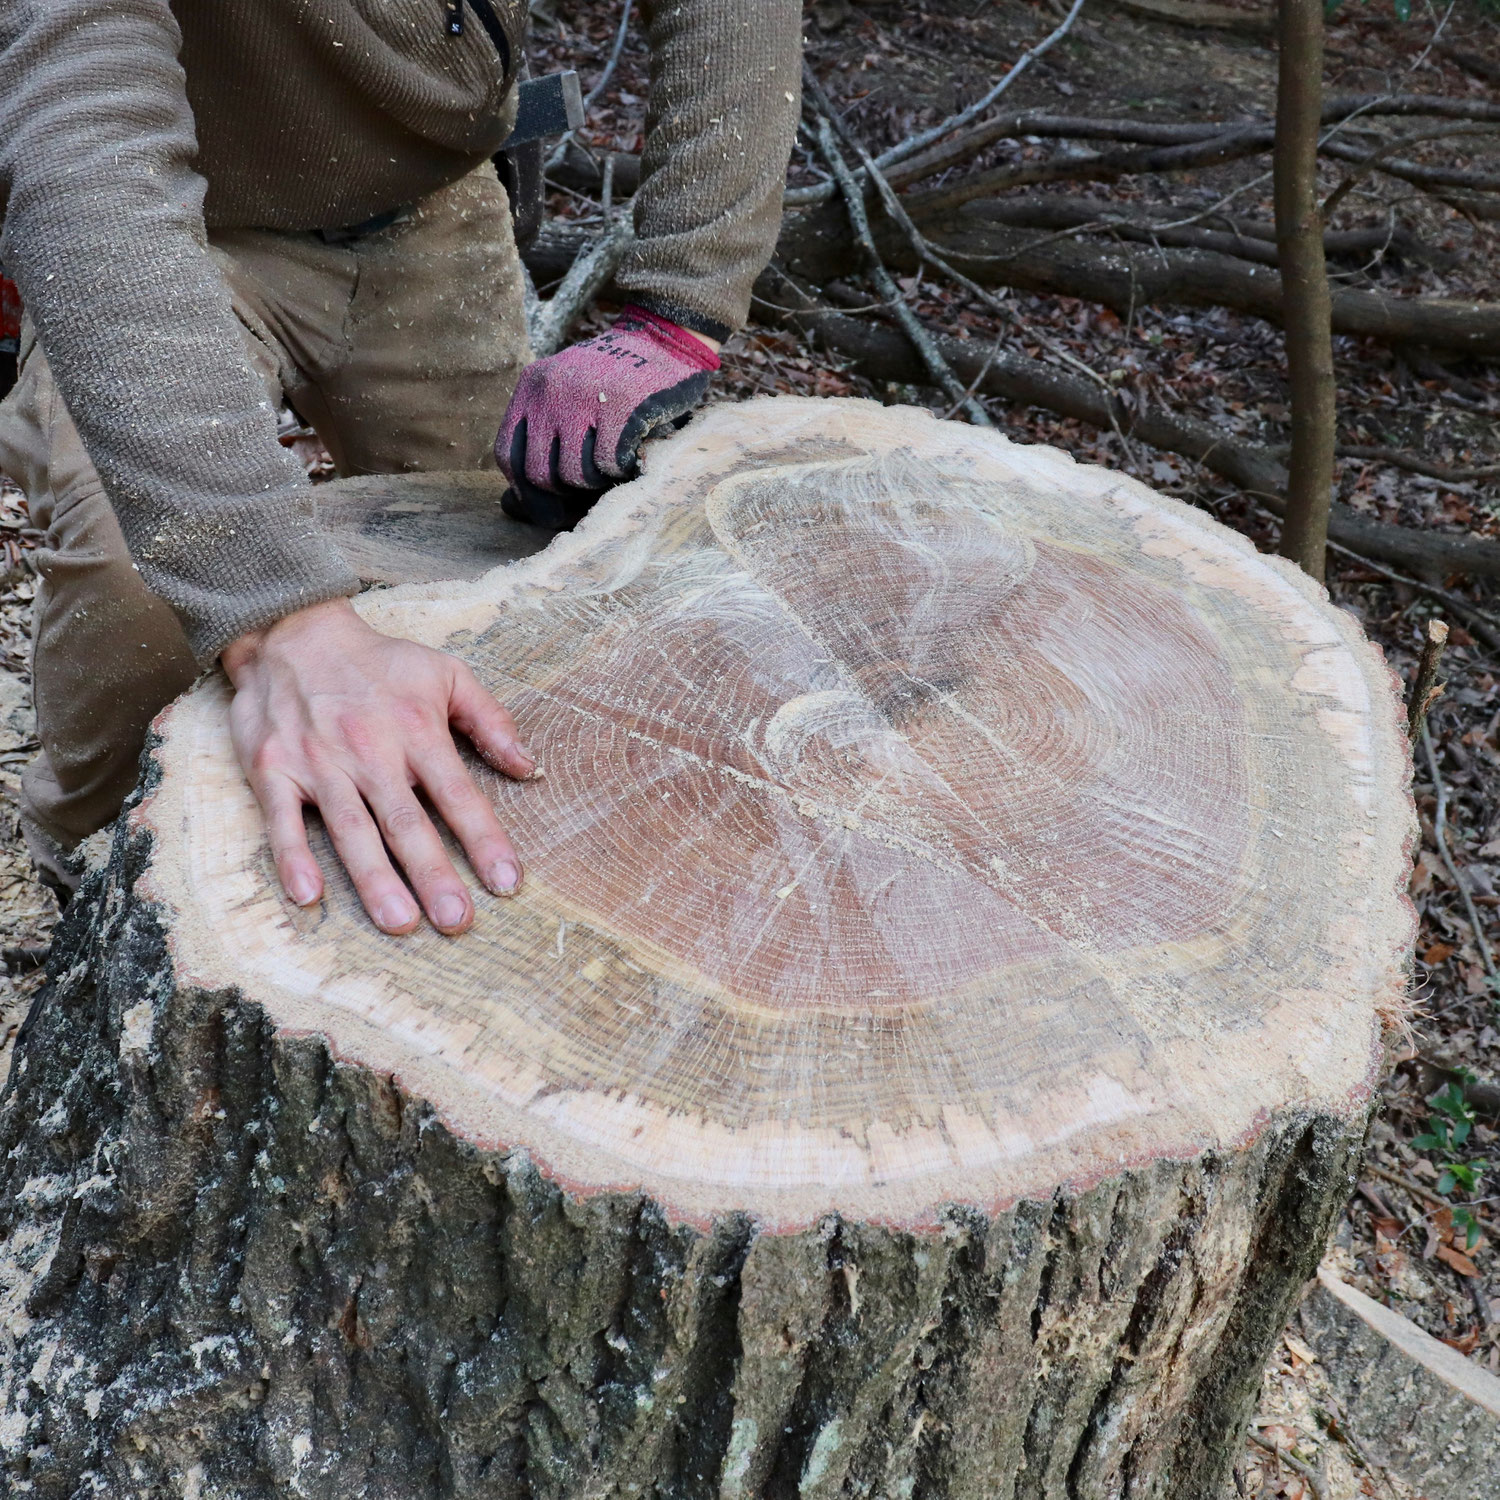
left=0, top=397, right=1412, bottom=1499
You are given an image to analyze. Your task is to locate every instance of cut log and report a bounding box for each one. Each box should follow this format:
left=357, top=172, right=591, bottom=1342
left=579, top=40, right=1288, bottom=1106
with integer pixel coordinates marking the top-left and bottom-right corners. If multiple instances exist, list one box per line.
left=316, top=470, right=550, bottom=585
left=0, top=397, right=1412, bottom=1498
left=1299, top=1266, right=1500, bottom=1499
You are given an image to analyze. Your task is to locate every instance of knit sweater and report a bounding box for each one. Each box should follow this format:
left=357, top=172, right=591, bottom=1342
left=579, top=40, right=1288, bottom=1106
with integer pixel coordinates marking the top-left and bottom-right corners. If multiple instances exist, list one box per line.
left=0, top=0, right=801, bottom=662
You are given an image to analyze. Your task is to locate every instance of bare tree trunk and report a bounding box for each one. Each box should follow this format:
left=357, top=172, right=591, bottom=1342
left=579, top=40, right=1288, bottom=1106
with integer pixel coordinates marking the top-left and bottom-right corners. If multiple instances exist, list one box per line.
left=1274, top=0, right=1337, bottom=581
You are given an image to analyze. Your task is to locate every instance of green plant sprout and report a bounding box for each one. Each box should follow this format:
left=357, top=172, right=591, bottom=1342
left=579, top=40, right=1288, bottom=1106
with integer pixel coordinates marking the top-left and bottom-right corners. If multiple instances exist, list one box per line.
left=1412, top=1080, right=1486, bottom=1251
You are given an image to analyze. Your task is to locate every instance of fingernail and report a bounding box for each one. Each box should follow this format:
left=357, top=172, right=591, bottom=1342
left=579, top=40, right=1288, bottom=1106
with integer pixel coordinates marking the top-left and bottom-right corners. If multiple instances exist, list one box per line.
left=433, top=894, right=469, bottom=930
left=377, top=897, right=417, bottom=932
left=288, top=875, right=318, bottom=906
left=514, top=742, right=536, bottom=770
left=487, top=860, right=521, bottom=896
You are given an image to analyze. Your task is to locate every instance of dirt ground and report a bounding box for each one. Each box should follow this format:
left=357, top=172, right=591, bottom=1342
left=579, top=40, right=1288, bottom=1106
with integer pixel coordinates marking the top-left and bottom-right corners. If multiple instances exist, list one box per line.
left=4, top=3, right=1500, bottom=1496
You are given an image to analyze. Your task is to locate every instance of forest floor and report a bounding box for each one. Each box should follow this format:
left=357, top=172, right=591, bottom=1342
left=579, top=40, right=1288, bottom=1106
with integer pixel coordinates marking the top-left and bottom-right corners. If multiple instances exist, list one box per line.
left=4, top=2, right=1500, bottom=1497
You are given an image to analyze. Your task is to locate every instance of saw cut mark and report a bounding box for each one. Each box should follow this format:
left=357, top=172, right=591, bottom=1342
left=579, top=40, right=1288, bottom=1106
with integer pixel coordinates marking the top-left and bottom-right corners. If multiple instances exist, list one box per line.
left=145, top=398, right=1412, bottom=1224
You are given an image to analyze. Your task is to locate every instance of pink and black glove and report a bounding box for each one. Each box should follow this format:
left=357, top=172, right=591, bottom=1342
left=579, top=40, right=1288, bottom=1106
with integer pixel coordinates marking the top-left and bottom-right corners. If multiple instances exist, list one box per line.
left=496, top=305, right=721, bottom=530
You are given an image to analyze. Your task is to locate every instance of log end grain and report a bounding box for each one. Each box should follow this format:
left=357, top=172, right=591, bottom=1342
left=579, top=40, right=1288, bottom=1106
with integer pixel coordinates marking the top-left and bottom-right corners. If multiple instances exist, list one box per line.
left=139, top=396, right=1414, bottom=1230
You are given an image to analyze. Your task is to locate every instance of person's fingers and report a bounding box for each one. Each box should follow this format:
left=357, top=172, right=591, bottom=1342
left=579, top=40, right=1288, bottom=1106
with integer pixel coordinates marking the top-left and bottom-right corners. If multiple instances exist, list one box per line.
left=361, top=771, right=476, bottom=935
left=525, top=422, right=560, bottom=492
left=556, top=422, right=602, bottom=490
left=579, top=428, right=608, bottom=490
left=415, top=737, right=523, bottom=898
left=495, top=409, right=519, bottom=482
left=253, top=769, right=323, bottom=908
left=510, top=417, right=549, bottom=492
left=314, top=771, right=422, bottom=935
left=448, top=662, right=535, bottom=781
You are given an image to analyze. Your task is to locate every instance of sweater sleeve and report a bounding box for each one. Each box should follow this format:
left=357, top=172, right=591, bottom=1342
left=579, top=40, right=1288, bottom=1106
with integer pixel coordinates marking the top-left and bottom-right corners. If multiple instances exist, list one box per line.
left=0, top=0, right=359, bottom=665
left=613, top=0, right=803, bottom=342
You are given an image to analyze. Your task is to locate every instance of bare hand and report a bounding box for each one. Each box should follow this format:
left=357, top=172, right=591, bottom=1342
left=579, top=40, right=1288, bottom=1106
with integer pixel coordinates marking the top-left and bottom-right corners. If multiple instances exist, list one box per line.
left=221, top=599, right=534, bottom=935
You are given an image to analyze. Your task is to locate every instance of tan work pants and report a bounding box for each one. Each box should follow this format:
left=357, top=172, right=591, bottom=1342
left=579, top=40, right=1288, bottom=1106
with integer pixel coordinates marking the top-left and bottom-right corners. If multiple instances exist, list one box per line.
left=0, top=167, right=531, bottom=884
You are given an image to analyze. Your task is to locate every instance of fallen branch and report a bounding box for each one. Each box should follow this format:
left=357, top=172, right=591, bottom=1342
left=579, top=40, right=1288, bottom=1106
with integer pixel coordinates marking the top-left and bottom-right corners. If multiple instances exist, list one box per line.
left=964, top=197, right=1454, bottom=269
left=1111, top=0, right=1273, bottom=34
left=804, top=66, right=1121, bottom=436
left=548, top=143, right=642, bottom=200
left=1422, top=717, right=1500, bottom=982
left=814, top=118, right=990, bottom=425
left=881, top=96, right=1500, bottom=200
left=786, top=0, right=1089, bottom=206
left=1245, top=1430, right=1326, bottom=1500
left=859, top=0, right=1088, bottom=176
left=1337, top=445, right=1500, bottom=484
left=778, top=205, right=1500, bottom=358
left=1362, top=1160, right=1461, bottom=1215
left=544, top=0, right=634, bottom=172
left=1325, top=541, right=1500, bottom=655
left=907, top=127, right=1276, bottom=217
left=1323, top=128, right=1500, bottom=199
left=527, top=217, right=635, bottom=355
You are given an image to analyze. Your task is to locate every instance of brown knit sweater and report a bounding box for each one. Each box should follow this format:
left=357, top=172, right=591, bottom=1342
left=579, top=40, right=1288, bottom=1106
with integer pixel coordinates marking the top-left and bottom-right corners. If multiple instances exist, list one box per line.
left=0, top=0, right=801, bottom=661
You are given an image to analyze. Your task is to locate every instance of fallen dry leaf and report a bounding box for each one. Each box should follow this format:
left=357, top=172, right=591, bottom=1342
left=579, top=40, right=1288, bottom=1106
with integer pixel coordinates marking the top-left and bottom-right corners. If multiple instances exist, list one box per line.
left=1442, top=1328, right=1481, bottom=1355
left=1435, top=1243, right=1480, bottom=1277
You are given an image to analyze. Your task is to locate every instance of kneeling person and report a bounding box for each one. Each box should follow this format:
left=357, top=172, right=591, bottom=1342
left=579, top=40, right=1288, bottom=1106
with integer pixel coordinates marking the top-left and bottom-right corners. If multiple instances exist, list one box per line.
left=0, top=0, right=800, bottom=932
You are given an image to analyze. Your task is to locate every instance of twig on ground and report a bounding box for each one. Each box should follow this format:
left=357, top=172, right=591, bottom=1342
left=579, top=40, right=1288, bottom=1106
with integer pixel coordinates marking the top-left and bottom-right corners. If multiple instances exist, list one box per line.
left=870, top=0, right=1086, bottom=172
left=802, top=68, right=1138, bottom=458
left=787, top=0, right=1086, bottom=206
left=1316, top=1390, right=1403, bottom=1499
left=1322, top=124, right=1500, bottom=203
left=1322, top=121, right=1500, bottom=217
left=1408, top=617, right=1450, bottom=743
left=1246, top=1429, right=1327, bottom=1500
left=814, top=118, right=991, bottom=426
left=1324, top=539, right=1500, bottom=655
left=582, top=0, right=634, bottom=113
left=1338, top=445, right=1500, bottom=484
left=545, top=0, right=634, bottom=170
left=1421, top=717, right=1500, bottom=983
left=1472, top=1274, right=1494, bottom=1333
left=1363, top=1160, right=1459, bottom=1213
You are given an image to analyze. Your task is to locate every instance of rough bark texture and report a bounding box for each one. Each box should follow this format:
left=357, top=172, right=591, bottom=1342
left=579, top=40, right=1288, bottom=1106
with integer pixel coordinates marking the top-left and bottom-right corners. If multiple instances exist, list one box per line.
left=0, top=820, right=1365, bottom=1499
left=0, top=399, right=1409, bottom=1498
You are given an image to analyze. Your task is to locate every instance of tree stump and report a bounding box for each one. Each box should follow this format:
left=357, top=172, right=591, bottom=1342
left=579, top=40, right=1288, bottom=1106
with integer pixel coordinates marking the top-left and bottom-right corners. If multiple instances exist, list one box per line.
left=314, top=470, right=551, bottom=587
left=0, top=397, right=1412, bottom=1499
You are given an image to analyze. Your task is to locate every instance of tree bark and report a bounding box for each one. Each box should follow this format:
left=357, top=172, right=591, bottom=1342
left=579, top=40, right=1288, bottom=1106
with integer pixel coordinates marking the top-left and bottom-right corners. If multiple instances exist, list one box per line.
left=0, top=399, right=1412, bottom=1498
left=1273, top=0, right=1337, bottom=581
